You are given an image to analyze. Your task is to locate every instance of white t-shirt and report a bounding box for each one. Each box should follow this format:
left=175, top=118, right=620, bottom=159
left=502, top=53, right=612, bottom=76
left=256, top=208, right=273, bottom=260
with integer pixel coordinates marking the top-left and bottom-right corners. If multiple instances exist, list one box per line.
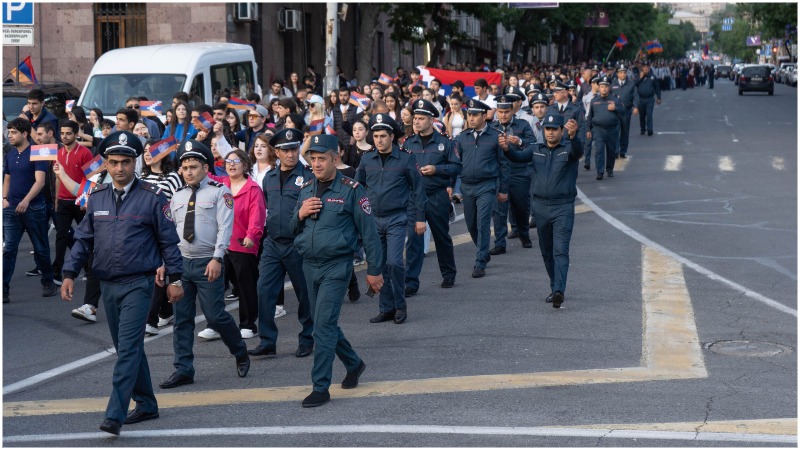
left=472, top=94, right=497, bottom=109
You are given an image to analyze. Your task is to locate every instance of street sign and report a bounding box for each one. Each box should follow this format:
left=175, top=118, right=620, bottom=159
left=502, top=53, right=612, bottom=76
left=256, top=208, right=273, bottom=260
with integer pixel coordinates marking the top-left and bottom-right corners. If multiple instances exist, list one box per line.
left=2, top=2, right=34, bottom=26
left=3, top=26, right=33, bottom=46
left=722, top=25, right=732, bottom=31
left=746, top=35, right=762, bottom=47
left=723, top=17, right=734, bottom=25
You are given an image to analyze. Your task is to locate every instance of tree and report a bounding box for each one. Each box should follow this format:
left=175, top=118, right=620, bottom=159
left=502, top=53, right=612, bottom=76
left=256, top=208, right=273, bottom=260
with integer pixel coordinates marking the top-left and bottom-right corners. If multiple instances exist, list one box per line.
left=356, top=4, right=383, bottom=87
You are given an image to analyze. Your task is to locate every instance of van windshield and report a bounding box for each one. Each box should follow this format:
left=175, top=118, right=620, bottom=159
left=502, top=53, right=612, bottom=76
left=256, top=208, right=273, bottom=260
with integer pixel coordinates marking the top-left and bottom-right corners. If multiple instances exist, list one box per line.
left=80, top=74, right=186, bottom=118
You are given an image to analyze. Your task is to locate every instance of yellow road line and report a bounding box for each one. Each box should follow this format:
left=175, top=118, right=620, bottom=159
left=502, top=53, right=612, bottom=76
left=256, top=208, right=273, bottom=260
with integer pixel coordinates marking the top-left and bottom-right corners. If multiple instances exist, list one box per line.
left=565, top=418, right=797, bottom=436
left=615, top=155, right=631, bottom=171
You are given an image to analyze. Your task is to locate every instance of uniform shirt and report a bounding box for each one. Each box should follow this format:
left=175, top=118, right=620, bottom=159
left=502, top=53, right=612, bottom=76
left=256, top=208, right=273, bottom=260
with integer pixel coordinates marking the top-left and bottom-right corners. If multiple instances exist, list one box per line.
left=3, top=144, right=48, bottom=208
left=354, top=145, right=427, bottom=222
left=262, top=162, right=313, bottom=244
left=588, top=94, right=625, bottom=130
left=289, top=172, right=383, bottom=275
left=170, top=175, right=234, bottom=259
left=57, top=143, right=93, bottom=200
left=494, top=117, right=536, bottom=175
left=546, top=101, right=584, bottom=147
left=402, top=131, right=462, bottom=193
left=611, top=78, right=640, bottom=109
left=454, top=125, right=510, bottom=194
left=636, top=72, right=662, bottom=100
left=504, top=135, right=583, bottom=205
left=515, top=109, right=537, bottom=131
left=63, top=178, right=183, bottom=283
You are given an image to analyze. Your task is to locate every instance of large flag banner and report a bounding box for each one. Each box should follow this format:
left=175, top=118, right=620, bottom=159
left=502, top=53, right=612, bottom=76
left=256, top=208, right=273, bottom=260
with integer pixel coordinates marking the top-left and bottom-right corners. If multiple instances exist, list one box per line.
left=228, top=97, right=256, bottom=110
left=75, top=179, right=97, bottom=208
left=349, top=92, right=370, bottom=109
left=615, top=33, right=628, bottom=49
left=378, top=73, right=395, bottom=86
left=82, top=154, right=106, bottom=178
left=192, top=111, right=216, bottom=132
left=645, top=41, right=663, bottom=54
left=139, top=101, right=163, bottom=117
left=30, top=144, right=58, bottom=161
left=417, top=66, right=503, bottom=99
left=148, top=136, right=178, bottom=163
left=7, top=56, right=37, bottom=84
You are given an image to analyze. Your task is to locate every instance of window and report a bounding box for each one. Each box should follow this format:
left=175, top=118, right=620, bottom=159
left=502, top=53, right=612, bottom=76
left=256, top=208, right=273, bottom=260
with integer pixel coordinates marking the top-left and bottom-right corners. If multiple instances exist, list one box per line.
left=210, top=62, right=255, bottom=103
left=94, top=3, right=147, bottom=59
left=188, top=74, right=204, bottom=109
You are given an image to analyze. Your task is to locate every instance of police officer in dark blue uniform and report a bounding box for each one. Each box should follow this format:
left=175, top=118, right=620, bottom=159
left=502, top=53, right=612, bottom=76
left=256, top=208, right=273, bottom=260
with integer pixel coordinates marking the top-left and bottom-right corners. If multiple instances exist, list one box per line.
left=635, top=61, right=662, bottom=136
left=491, top=93, right=535, bottom=255
left=290, top=134, right=384, bottom=408
left=249, top=128, right=315, bottom=359
left=611, top=64, right=639, bottom=158
left=502, top=113, right=581, bottom=309
left=547, top=81, right=584, bottom=151
left=455, top=99, right=510, bottom=278
left=403, top=100, right=461, bottom=294
left=587, top=75, right=625, bottom=180
left=61, top=131, right=184, bottom=435
left=355, top=113, right=426, bottom=324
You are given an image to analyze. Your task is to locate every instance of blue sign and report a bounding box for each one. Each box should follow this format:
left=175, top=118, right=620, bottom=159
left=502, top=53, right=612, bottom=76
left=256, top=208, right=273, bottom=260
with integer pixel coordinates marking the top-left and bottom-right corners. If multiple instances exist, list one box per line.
left=722, top=24, right=732, bottom=32
left=2, top=2, right=34, bottom=26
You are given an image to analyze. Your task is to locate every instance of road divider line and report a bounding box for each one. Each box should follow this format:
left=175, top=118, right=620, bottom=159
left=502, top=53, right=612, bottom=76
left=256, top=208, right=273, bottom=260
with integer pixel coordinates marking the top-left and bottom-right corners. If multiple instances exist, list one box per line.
left=771, top=156, right=785, bottom=171
left=664, top=155, right=683, bottom=171
left=718, top=156, right=735, bottom=171
left=614, top=155, right=630, bottom=171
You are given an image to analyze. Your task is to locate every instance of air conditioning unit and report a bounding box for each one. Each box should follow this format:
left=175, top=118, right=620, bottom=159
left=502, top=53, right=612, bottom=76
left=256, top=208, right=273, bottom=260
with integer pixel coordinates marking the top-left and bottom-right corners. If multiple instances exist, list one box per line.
left=279, top=9, right=302, bottom=31
left=236, top=3, right=255, bottom=21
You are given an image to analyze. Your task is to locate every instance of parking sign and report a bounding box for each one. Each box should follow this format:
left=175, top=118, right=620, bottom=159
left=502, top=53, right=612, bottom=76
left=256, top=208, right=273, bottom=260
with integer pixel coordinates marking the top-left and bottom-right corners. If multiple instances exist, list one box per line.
left=2, top=2, right=34, bottom=26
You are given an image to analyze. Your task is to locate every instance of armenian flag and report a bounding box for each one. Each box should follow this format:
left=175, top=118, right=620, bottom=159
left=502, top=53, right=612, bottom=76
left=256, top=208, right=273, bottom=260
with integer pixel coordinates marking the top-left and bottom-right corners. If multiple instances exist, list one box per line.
left=325, top=125, right=337, bottom=136
left=308, top=118, right=324, bottom=134
left=148, top=137, right=178, bottom=163
left=378, top=73, right=395, bottom=86
left=75, top=179, right=97, bottom=208
left=228, top=97, right=256, bottom=110
left=415, top=66, right=502, bottom=98
left=7, top=56, right=37, bottom=84
left=30, top=144, right=58, bottom=161
left=139, top=101, right=163, bottom=117
left=349, top=92, right=370, bottom=109
left=81, top=154, right=106, bottom=178
left=66, top=100, right=75, bottom=112
left=192, top=111, right=216, bottom=132
left=615, top=33, right=628, bottom=49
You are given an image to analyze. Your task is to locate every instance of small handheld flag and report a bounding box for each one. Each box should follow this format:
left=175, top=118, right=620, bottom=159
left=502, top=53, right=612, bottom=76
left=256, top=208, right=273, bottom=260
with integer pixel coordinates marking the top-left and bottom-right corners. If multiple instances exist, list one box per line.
left=81, top=154, right=106, bottom=178
left=325, top=125, right=337, bottom=136
left=7, top=56, right=37, bottom=84
left=66, top=100, right=75, bottom=112
left=228, top=97, right=256, bottom=110
left=148, top=137, right=178, bottom=163
left=615, top=33, right=628, bottom=49
left=349, top=92, right=370, bottom=109
left=378, top=73, right=395, bottom=86
left=75, top=179, right=97, bottom=208
left=30, top=144, right=59, bottom=161
left=192, top=111, right=216, bottom=132
left=139, top=101, right=163, bottom=117
left=308, top=119, right=324, bottom=134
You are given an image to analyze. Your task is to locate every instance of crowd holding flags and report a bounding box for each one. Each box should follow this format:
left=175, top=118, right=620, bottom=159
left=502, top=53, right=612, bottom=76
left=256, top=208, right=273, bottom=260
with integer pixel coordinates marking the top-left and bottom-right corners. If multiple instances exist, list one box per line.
left=378, top=73, right=395, bottom=86
left=308, top=118, right=325, bottom=134
left=645, top=40, right=664, bottom=54
left=75, top=179, right=97, bottom=208
left=349, top=91, right=370, bottom=109
left=81, top=155, right=106, bottom=178
left=228, top=96, right=257, bottom=110
left=139, top=100, right=163, bottom=117
left=148, top=137, right=178, bottom=163
left=192, top=111, right=216, bottom=132
left=7, top=56, right=37, bottom=84
left=30, top=144, right=58, bottom=161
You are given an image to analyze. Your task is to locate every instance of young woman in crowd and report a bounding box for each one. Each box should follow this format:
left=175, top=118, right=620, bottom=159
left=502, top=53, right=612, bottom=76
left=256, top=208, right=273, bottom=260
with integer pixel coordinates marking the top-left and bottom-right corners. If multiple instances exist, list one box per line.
left=384, top=93, right=402, bottom=121
left=226, top=108, right=243, bottom=132
left=89, top=108, right=104, bottom=138
left=444, top=93, right=466, bottom=138
left=341, top=120, right=371, bottom=169
left=162, top=100, right=196, bottom=142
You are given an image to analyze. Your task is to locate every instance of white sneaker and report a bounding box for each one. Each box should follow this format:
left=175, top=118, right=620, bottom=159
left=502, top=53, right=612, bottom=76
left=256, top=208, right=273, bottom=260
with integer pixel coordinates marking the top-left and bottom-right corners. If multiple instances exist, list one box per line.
left=274, top=305, right=287, bottom=318
left=197, top=327, right=220, bottom=340
left=145, top=324, right=159, bottom=336
left=157, top=315, right=174, bottom=327
left=71, top=304, right=97, bottom=323
left=240, top=329, right=256, bottom=339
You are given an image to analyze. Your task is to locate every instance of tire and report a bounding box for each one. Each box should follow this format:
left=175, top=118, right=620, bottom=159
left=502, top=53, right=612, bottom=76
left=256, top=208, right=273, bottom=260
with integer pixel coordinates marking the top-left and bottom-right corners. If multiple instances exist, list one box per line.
left=738, top=89, right=743, bottom=96
left=769, top=90, right=774, bottom=96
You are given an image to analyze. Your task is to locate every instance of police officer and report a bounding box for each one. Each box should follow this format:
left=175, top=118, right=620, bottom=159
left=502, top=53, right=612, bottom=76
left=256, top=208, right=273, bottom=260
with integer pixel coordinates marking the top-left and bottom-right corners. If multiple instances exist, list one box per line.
left=160, top=140, right=250, bottom=390
left=290, top=134, right=384, bottom=408
left=61, top=131, right=184, bottom=435
left=355, top=113, right=426, bottom=324
left=249, top=128, right=315, bottom=359
left=611, top=64, right=639, bottom=159
left=502, top=113, right=581, bottom=309
left=403, top=100, right=461, bottom=294
left=635, top=61, right=662, bottom=136
left=587, top=75, right=625, bottom=180
left=454, top=99, right=510, bottom=278
left=547, top=81, right=584, bottom=151
left=510, top=86, right=536, bottom=130
left=491, top=94, right=535, bottom=255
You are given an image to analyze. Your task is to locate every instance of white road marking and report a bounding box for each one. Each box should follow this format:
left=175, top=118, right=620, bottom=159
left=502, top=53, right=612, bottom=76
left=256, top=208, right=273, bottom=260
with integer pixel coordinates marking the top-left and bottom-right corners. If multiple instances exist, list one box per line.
left=724, top=115, right=733, bottom=127
left=664, top=155, right=683, bottom=171
left=772, top=156, right=785, bottom=171
left=577, top=188, right=797, bottom=317
left=731, top=134, right=739, bottom=143
left=655, top=131, right=686, bottom=135
left=3, top=425, right=795, bottom=444
left=718, top=156, right=735, bottom=171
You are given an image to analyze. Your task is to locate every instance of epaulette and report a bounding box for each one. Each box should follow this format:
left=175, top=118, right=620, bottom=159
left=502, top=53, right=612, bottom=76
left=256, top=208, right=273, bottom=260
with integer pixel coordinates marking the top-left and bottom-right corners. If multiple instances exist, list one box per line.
left=207, top=180, right=223, bottom=188
left=138, top=180, right=163, bottom=196
left=176, top=184, right=191, bottom=192
left=400, top=147, right=412, bottom=154
left=90, top=183, right=109, bottom=194
left=301, top=179, right=314, bottom=188
left=341, top=177, right=360, bottom=189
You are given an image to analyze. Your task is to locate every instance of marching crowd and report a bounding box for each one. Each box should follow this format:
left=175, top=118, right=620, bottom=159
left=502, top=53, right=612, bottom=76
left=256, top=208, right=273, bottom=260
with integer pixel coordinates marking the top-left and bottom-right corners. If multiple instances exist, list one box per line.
left=3, top=57, right=669, bottom=433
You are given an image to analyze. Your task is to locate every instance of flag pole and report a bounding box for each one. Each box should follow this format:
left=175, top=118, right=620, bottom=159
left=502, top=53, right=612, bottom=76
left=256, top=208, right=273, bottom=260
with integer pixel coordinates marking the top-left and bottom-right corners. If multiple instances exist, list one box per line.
left=606, top=42, right=617, bottom=63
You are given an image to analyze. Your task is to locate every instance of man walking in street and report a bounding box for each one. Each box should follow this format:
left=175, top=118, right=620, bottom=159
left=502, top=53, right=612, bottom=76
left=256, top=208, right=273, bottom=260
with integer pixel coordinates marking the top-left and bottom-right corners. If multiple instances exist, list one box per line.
left=636, top=61, right=662, bottom=136
left=610, top=64, right=638, bottom=159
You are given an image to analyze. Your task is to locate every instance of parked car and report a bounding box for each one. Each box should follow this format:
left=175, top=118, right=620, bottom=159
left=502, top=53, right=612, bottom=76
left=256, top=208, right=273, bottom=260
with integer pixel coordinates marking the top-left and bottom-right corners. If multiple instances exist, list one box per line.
left=789, top=67, right=798, bottom=87
left=3, top=81, right=81, bottom=121
left=738, top=65, right=774, bottom=95
left=715, top=65, right=732, bottom=79
left=731, top=63, right=745, bottom=81
left=778, top=64, right=796, bottom=84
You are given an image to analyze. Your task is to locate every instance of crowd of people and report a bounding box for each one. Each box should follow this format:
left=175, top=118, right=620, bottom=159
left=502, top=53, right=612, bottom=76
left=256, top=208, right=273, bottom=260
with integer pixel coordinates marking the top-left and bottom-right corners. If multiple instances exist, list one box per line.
left=3, top=56, right=679, bottom=433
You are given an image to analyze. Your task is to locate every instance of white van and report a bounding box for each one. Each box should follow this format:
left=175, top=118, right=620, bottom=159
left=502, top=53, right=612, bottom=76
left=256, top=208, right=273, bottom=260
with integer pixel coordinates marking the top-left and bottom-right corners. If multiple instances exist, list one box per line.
left=78, top=42, right=261, bottom=118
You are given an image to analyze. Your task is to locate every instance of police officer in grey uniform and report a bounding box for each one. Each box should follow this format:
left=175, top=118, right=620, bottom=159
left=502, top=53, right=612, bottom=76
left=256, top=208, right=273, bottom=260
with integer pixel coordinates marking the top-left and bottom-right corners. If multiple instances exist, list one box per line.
left=610, top=64, right=639, bottom=158
left=587, top=75, right=625, bottom=180
left=160, top=140, right=250, bottom=390
left=635, top=61, right=662, bottom=136
left=62, top=131, right=184, bottom=435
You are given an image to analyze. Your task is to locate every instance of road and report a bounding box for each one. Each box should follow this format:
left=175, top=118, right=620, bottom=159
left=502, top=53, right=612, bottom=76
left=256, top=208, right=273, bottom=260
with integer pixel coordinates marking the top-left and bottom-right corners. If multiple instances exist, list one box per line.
left=3, top=76, right=797, bottom=446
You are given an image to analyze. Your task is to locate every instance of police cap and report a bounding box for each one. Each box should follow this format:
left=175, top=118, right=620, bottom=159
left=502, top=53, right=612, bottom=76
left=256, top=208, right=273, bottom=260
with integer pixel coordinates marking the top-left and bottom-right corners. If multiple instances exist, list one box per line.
left=617, top=64, right=629, bottom=73
left=542, top=113, right=565, bottom=129
left=552, top=81, right=568, bottom=91
left=591, top=64, right=601, bottom=72
left=411, top=99, right=438, bottom=117
left=531, top=93, right=549, bottom=106
left=641, top=60, right=651, bottom=67
left=368, top=113, right=398, bottom=133
left=504, top=86, right=523, bottom=101
left=98, top=131, right=143, bottom=159
left=495, top=95, right=515, bottom=110
left=466, top=99, right=491, bottom=114
left=598, top=75, right=612, bottom=86
left=177, top=139, right=214, bottom=166
left=527, top=83, right=542, bottom=94
left=566, top=80, right=577, bottom=89
left=269, top=127, right=303, bottom=149
left=307, top=134, right=338, bottom=153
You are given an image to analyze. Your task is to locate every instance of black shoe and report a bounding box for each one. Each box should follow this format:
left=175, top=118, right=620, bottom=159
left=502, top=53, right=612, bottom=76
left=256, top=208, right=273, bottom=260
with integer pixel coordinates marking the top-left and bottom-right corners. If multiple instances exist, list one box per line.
left=521, top=239, right=533, bottom=248
left=341, top=361, right=366, bottom=389
left=472, top=266, right=485, bottom=278
left=25, top=268, right=41, bottom=276
left=3, top=293, right=9, bottom=304
left=608, top=170, right=614, bottom=178
left=640, top=130, right=645, bottom=135
left=584, top=165, right=591, bottom=171
left=620, top=154, right=627, bottom=159
left=441, top=278, right=454, bottom=288
left=42, top=283, right=58, bottom=297
left=404, top=287, right=417, bottom=297
left=124, top=408, right=159, bottom=425
left=159, top=372, right=194, bottom=389
left=369, top=311, right=395, bottom=323
left=394, top=309, right=407, bottom=324
left=647, top=131, right=653, bottom=136
left=236, top=355, right=250, bottom=377
left=99, top=418, right=121, bottom=436
left=248, top=343, right=277, bottom=357
left=302, top=390, right=330, bottom=408
left=545, top=293, right=553, bottom=303
left=529, top=219, right=537, bottom=229
left=552, top=291, right=564, bottom=309
left=348, top=283, right=361, bottom=302
left=507, top=231, right=518, bottom=239
left=596, top=174, right=603, bottom=180
left=489, top=246, right=506, bottom=255
left=52, top=274, right=62, bottom=286
left=295, top=345, right=313, bottom=358
left=486, top=254, right=491, bottom=263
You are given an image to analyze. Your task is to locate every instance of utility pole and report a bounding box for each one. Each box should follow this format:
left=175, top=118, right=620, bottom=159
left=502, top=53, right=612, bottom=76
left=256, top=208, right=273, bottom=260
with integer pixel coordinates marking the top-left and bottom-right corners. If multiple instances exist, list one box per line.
left=325, top=3, right=339, bottom=95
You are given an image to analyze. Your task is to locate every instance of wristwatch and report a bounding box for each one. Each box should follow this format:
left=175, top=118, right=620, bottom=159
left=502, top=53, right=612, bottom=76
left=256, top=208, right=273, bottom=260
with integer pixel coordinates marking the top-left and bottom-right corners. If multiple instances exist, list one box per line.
left=212, top=256, right=223, bottom=264
left=169, top=280, right=182, bottom=287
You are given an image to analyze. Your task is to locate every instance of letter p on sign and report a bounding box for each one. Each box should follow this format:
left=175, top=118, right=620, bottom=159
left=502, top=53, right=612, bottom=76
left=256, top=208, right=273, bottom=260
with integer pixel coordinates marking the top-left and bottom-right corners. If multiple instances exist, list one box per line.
left=3, top=2, right=34, bottom=26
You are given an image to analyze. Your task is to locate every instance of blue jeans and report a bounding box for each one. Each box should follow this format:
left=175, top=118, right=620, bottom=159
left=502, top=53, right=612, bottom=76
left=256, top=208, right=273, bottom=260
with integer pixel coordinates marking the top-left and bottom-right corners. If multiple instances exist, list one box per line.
left=3, top=202, right=54, bottom=292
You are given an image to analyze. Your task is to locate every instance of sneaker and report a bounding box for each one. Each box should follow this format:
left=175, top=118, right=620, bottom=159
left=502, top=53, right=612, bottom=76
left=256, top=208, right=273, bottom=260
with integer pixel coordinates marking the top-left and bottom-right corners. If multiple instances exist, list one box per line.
left=71, top=304, right=97, bottom=323
left=240, top=329, right=256, bottom=339
left=52, top=275, right=63, bottom=286
left=353, top=257, right=365, bottom=266
left=25, top=268, right=42, bottom=277
left=197, top=328, right=221, bottom=340
left=42, top=283, right=58, bottom=297
left=452, top=193, right=463, bottom=204
left=145, top=324, right=159, bottom=336
left=274, top=305, right=287, bottom=318
left=225, top=293, right=239, bottom=301
left=449, top=202, right=456, bottom=222
left=157, top=315, right=174, bottom=327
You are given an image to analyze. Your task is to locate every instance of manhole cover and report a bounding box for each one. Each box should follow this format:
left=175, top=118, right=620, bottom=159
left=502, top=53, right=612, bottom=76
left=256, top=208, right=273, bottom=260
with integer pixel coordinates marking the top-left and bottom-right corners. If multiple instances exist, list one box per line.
left=705, top=340, right=793, bottom=357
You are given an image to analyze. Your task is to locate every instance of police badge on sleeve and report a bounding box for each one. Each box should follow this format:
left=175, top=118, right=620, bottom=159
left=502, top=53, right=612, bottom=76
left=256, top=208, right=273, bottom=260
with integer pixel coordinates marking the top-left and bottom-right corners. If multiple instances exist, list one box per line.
left=223, top=193, right=234, bottom=209
left=163, top=202, right=173, bottom=222
left=358, top=196, right=372, bottom=215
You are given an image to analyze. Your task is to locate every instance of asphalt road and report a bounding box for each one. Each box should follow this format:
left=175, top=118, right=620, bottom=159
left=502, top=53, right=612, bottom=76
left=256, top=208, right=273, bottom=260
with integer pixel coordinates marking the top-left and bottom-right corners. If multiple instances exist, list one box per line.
left=2, top=77, right=797, bottom=447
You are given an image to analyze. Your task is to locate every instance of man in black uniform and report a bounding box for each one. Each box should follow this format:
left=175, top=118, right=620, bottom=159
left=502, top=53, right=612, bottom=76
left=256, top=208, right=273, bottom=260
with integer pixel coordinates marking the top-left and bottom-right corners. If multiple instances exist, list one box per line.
left=635, top=61, right=662, bottom=136
left=610, top=64, right=639, bottom=159
left=587, top=75, right=625, bottom=180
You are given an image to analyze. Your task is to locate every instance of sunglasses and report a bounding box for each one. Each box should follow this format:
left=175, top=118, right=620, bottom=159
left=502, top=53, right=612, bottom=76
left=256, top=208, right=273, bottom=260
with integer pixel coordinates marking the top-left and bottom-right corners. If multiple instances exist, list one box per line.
left=127, top=105, right=140, bottom=109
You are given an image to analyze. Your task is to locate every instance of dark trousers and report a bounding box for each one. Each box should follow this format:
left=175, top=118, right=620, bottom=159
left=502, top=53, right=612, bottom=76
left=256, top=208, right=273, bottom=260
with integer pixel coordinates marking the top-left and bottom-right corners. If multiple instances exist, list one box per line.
left=531, top=200, right=575, bottom=295
left=256, top=238, right=314, bottom=348
left=708, top=76, right=714, bottom=89
left=593, top=124, right=620, bottom=175
left=101, top=277, right=157, bottom=424
left=147, top=282, right=173, bottom=327
left=492, top=172, right=531, bottom=247
left=375, top=212, right=407, bottom=313
left=638, top=97, right=656, bottom=134
left=618, top=108, right=633, bottom=156
left=172, top=257, right=247, bottom=378
left=461, top=180, right=497, bottom=269
left=225, top=251, right=259, bottom=332
left=405, top=189, right=456, bottom=289
left=3, top=203, right=54, bottom=293
left=53, top=199, right=84, bottom=275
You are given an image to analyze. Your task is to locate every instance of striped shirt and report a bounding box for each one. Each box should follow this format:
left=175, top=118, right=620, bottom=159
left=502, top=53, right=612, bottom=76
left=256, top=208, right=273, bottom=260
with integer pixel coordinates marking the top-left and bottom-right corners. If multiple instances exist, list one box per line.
left=139, top=171, right=183, bottom=200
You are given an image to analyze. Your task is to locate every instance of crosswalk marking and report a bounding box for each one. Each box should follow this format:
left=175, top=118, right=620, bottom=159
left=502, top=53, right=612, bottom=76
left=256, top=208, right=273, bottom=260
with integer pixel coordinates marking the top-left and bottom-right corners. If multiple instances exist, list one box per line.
left=772, top=156, right=785, bottom=171
left=718, top=156, right=735, bottom=172
left=664, top=155, right=683, bottom=171
left=614, top=155, right=631, bottom=171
